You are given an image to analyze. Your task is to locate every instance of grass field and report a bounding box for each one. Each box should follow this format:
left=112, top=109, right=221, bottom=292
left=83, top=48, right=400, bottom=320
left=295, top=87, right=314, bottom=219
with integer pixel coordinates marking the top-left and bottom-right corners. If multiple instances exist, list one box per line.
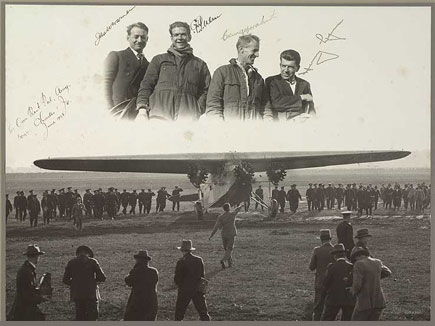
left=5, top=169, right=431, bottom=321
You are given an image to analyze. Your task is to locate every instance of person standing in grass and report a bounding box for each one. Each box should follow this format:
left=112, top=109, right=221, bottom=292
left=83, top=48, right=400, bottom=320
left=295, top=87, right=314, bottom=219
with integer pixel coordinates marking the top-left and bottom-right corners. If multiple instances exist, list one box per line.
left=72, top=198, right=86, bottom=232
left=309, top=229, right=334, bottom=321
left=123, top=250, right=158, bottom=321
left=209, top=203, right=243, bottom=269
left=63, top=245, right=106, bottom=321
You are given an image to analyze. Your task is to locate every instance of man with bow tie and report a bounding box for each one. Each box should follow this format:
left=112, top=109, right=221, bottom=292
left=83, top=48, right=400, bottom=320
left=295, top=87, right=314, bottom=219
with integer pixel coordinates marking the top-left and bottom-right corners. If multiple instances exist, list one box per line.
left=263, top=49, right=315, bottom=121
left=206, top=34, right=265, bottom=120
left=104, top=22, right=150, bottom=110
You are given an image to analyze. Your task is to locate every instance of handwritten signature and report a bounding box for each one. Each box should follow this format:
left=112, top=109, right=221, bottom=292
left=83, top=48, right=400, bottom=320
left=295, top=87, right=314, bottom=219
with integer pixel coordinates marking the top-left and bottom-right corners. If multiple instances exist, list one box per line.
left=221, top=10, right=277, bottom=41
left=11, top=85, right=72, bottom=140
left=95, top=6, right=136, bottom=46
left=300, top=19, right=345, bottom=75
left=190, top=14, right=222, bottom=34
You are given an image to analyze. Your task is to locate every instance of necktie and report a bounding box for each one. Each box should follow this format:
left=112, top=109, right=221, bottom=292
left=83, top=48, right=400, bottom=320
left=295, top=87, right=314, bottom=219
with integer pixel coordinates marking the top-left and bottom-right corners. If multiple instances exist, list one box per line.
left=137, top=53, right=144, bottom=64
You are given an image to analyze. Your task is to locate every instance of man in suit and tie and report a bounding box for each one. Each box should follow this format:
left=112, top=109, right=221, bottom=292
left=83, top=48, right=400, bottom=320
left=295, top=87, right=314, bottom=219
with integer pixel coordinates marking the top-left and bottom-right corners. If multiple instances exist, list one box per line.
left=104, top=22, right=149, bottom=111
left=264, top=49, right=315, bottom=121
left=174, top=240, right=210, bottom=321
left=309, top=229, right=334, bottom=320
left=350, top=247, right=392, bottom=321
left=336, top=211, right=355, bottom=259
left=321, top=244, right=355, bottom=321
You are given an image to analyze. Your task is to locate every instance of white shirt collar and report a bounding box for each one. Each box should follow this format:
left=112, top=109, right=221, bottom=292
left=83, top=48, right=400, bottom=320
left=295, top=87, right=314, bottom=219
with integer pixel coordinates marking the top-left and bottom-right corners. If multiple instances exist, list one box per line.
left=336, top=257, right=346, bottom=261
left=129, top=47, right=142, bottom=58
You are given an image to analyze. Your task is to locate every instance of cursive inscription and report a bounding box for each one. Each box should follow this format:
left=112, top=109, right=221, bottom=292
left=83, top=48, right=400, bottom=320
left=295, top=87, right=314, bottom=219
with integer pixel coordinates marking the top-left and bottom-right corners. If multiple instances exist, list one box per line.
left=221, top=10, right=277, bottom=41
left=300, top=19, right=346, bottom=75
left=190, top=14, right=222, bottom=34
left=95, top=6, right=136, bottom=46
left=9, top=85, right=72, bottom=140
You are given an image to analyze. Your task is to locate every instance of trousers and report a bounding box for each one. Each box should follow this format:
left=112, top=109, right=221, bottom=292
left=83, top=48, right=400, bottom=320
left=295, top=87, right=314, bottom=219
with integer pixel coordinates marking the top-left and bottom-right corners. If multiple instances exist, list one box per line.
left=175, top=290, right=210, bottom=321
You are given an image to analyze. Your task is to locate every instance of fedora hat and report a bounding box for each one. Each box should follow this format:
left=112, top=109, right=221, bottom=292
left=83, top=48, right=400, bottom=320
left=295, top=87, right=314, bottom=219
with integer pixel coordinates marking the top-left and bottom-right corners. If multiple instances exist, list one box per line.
left=355, top=228, right=372, bottom=239
left=177, top=239, right=196, bottom=251
left=318, top=229, right=332, bottom=240
left=350, top=247, right=370, bottom=261
left=23, top=244, right=45, bottom=256
left=330, top=243, right=346, bottom=254
left=134, top=250, right=152, bottom=260
left=76, top=245, right=94, bottom=258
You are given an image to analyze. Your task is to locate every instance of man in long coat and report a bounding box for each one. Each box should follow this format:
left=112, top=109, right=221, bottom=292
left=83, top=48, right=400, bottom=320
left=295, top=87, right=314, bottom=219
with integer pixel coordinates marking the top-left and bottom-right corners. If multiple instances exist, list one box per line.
left=62, top=245, right=106, bottom=321
left=123, top=250, right=158, bottom=321
left=350, top=247, right=392, bottom=320
left=309, top=229, right=334, bottom=320
left=8, top=245, right=47, bottom=320
left=336, top=211, right=355, bottom=259
left=174, top=240, right=211, bottom=321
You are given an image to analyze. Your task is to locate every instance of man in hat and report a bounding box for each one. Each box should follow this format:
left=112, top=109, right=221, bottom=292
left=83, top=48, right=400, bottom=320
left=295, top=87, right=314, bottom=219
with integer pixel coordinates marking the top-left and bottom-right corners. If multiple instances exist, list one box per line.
left=28, top=194, right=41, bottom=228
left=286, top=184, right=302, bottom=213
left=58, top=188, right=66, bottom=218
left=19, top=191, right=28, bottom=220
left=335, top=184, right=344, bottom=210
left=271, top=185, right=279, bottom=201
left=171, top=186, right=184, bottom=212
left=209, top=203, right=244, bottom=269
left=14, top=191, right=21, bottom=220
left=306, top=183, right=314, bottom=211
left=8, top=245, right=47, bottom=320
left=156, top=187, right=169, bottom=212
left=65, top=187, right=75, bottom=219
left=320, top=244, right=355, bottom=321
left=129, top=190, right=138, bottom=215
left=138, top=189, right=146, bottom=214
left=344, top=184, right=354, bottom=211
left=41, top=191, right=51, bottom=225
left=123, top=250, right=158, bottom=321
left=326, top=183, right=335, bottom=209
left=350, top=229, right=372, bottom=260
left=106, top=187, right=119, bottom=220
left=174, top=240, right=211, bottom=321
left=350, top=247, right=391, bottom=320
left=72, top=197, right=86, bottom=232
left=62, top=245, right=106, bottom=321
left=336, top=211, right=355, bottom=259
left=143, top=189, right=155, bottom=214
left=120, top=189, right=130, bottom=215
left=83, top=189, right=93, bottom=218
left=309, top=229, right=334, bottom=320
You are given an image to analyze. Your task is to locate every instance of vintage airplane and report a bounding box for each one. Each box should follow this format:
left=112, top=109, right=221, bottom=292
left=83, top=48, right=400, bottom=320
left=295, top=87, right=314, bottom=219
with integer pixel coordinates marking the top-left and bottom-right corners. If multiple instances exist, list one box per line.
left=34, top=150, right=410, bottom=216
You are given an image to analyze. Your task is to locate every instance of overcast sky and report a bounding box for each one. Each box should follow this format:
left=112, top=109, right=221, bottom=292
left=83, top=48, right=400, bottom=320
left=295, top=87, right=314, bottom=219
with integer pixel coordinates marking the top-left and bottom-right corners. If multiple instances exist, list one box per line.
left=5, top=5, right=431, bottom=169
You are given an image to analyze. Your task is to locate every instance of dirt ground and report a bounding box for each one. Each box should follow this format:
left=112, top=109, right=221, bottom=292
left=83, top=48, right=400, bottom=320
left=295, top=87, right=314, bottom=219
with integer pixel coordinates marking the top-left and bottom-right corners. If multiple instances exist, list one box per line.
left=5, top=205, right=431, bottom=321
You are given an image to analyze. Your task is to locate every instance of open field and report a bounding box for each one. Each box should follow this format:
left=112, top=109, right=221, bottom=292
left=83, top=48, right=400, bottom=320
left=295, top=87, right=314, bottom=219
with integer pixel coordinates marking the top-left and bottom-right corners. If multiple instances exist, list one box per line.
left=5, top=168, right=431, bottom=321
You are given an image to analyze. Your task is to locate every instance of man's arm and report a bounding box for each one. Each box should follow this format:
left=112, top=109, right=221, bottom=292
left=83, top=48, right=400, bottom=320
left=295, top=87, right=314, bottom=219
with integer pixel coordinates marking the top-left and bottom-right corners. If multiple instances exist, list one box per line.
left=94, top=259, right=107, bottom=283
left=197, top=63, right=212, bottom=115
left=174, top=260, right=183, bottom=286
left=309, top=249, right=317, bottom=271
left=380, top=261, right=392, bottom=279
left=206, top=68, right=225, bottom=120
left=103, top=51, right=118, bottom=109
left=209, top=216, right=221, bottom=239
left=350, top=261, right=363, bottom=295
left=136, top=55, right=161, bottom=114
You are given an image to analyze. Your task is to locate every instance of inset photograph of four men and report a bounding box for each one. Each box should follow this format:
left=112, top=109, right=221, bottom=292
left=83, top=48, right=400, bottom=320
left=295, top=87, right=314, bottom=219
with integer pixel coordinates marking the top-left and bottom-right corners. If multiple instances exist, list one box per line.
left=3, top=3, right=432, bottom=322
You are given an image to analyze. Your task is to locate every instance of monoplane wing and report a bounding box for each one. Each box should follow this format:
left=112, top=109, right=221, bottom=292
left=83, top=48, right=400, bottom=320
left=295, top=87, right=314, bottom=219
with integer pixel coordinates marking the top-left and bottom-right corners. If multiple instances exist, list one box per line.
left=34, top=150, right=410, bottom=173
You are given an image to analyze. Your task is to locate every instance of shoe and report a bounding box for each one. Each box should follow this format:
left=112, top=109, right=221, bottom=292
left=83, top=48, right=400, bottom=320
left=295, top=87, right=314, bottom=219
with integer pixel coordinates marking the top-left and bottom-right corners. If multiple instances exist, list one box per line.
left=220, top=260, right=226, bottom=269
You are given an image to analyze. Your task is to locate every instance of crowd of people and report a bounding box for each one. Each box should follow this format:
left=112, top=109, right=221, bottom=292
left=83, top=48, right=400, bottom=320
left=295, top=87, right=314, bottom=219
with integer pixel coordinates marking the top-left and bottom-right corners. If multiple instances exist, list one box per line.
left=309, top=211, right=392, bottom=321
left=8, top=206, right=394, bottom=321
left=258, top=182, right=431, bottom=216
left=5, top=186, right=184, bottom=228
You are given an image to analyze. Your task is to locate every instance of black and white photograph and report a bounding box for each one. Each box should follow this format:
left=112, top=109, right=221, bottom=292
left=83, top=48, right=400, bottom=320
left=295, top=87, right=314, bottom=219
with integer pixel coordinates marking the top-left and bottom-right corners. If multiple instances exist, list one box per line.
left=3, top=3, right=432, bottom=321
